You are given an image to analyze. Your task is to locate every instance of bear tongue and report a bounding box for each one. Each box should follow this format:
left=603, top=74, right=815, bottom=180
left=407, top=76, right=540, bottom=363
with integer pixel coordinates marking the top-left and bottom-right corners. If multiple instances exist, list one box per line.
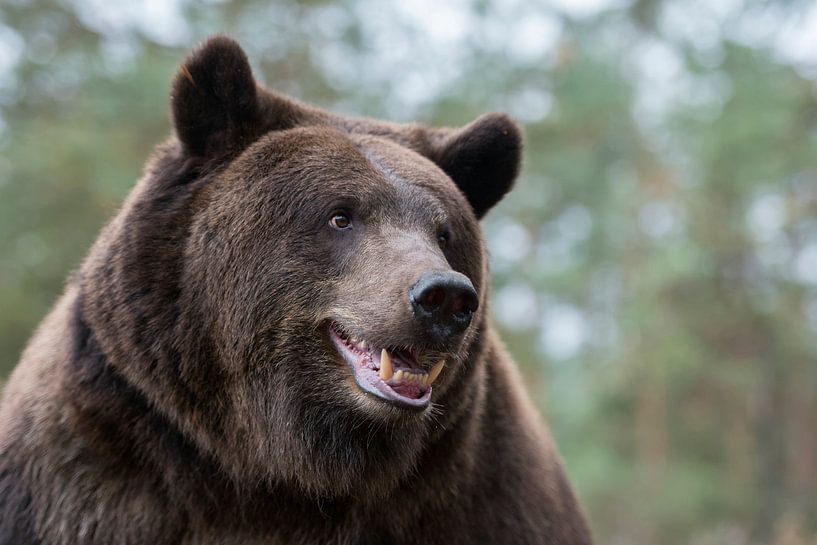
left=389, top=380, right=425, bottom=399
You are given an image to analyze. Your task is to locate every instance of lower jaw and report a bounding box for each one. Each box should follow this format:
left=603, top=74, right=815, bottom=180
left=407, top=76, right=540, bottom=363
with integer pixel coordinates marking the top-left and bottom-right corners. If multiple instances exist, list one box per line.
left=353, top=371, right=433, bottom=411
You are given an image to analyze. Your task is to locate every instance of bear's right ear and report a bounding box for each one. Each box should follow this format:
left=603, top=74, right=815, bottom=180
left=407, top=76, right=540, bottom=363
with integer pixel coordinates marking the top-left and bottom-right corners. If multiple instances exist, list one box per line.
left=171, top=36, right=261, bottom=157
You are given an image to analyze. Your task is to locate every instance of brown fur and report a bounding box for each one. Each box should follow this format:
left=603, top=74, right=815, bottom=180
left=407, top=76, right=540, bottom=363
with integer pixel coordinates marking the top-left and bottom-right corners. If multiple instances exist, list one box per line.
left=0, top=36, right=593, bottom=544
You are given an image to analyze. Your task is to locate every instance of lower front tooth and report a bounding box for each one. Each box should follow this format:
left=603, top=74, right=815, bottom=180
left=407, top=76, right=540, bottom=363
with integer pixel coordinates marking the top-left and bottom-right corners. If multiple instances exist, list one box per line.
left=394, top=370, right=404, bottom=382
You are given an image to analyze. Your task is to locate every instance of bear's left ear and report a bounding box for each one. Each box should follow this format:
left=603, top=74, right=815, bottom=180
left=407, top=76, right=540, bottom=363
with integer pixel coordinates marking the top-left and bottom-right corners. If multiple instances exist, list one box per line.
left=430, top=113, right=523, bottom=218
left=171, top=35, right=261, bottom=157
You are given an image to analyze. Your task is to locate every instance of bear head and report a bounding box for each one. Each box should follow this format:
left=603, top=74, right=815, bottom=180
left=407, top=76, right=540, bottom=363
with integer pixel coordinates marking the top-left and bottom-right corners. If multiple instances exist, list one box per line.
left=78, top=36, right=523, bottom=500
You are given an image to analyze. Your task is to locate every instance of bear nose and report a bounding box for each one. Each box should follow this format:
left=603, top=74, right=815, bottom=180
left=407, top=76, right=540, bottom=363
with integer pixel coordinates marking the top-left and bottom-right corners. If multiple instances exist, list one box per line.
left=409, top=271, right=479, bottom=341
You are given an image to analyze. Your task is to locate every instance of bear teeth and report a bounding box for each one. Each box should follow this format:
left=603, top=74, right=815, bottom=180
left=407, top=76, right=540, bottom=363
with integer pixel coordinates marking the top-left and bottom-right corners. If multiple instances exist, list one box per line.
left=332, top=326, right=446, bottom=387
left=428, top=359, right=445, bottom=384
left=378, top=349, right=446, bottom=387
left=391, top=369, right=428, bottom=386
left=379, top=349, right=393, bottom=380
left=343, top=335, right=369, bottom=355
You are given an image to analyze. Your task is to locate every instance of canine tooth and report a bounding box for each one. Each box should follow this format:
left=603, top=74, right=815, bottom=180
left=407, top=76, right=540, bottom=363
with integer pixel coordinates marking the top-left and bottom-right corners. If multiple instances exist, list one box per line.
left=428, top=359, right=445, bottom=385
left=394, top=370, right=404, bottom=383
left=380, top=349, right=393, bottom=381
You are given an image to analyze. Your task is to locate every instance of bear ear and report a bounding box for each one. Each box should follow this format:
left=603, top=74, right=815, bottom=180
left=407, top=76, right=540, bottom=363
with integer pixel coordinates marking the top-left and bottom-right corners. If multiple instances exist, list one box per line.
left=430, top=113, right=523, bottom=218
left=171, top=35, right=261, bottom=157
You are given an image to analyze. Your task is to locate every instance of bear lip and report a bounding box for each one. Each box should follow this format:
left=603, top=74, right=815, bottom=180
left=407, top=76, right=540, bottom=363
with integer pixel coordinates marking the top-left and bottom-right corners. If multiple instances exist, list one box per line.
left=329, top=324, right=433, bottom=410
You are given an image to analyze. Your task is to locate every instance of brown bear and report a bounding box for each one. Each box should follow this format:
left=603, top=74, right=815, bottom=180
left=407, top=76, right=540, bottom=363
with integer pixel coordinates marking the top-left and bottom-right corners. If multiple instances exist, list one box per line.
left=0, top=36, right=593, bottom=545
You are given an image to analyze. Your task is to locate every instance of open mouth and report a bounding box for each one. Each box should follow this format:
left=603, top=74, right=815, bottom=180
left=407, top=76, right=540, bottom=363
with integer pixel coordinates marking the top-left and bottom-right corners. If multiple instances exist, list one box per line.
left=329, top=323, right=444, bottom=409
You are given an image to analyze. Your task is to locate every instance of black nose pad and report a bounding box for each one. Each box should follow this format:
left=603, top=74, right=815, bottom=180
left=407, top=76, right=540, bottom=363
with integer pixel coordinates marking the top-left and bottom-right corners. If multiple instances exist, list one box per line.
left=409, top=271, right=479, bottom=341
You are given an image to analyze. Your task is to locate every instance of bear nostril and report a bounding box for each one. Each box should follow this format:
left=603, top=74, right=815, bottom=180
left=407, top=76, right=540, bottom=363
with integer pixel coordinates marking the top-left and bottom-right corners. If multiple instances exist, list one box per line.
left=451, top=291, right=478, bottom=316
left=422, top=287, right=446, bottom=310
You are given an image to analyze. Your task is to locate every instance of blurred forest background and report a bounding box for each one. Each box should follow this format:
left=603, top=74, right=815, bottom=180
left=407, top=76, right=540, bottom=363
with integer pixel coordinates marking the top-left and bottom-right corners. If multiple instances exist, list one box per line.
left=1, top=0, right=816, bottom=543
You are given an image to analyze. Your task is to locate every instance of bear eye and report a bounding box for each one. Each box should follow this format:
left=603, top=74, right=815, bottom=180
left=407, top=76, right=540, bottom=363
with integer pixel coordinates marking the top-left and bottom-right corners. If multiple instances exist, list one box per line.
left=330, top=212, right=352, bottom=230
left=437, top=232, right=448, bottom=251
